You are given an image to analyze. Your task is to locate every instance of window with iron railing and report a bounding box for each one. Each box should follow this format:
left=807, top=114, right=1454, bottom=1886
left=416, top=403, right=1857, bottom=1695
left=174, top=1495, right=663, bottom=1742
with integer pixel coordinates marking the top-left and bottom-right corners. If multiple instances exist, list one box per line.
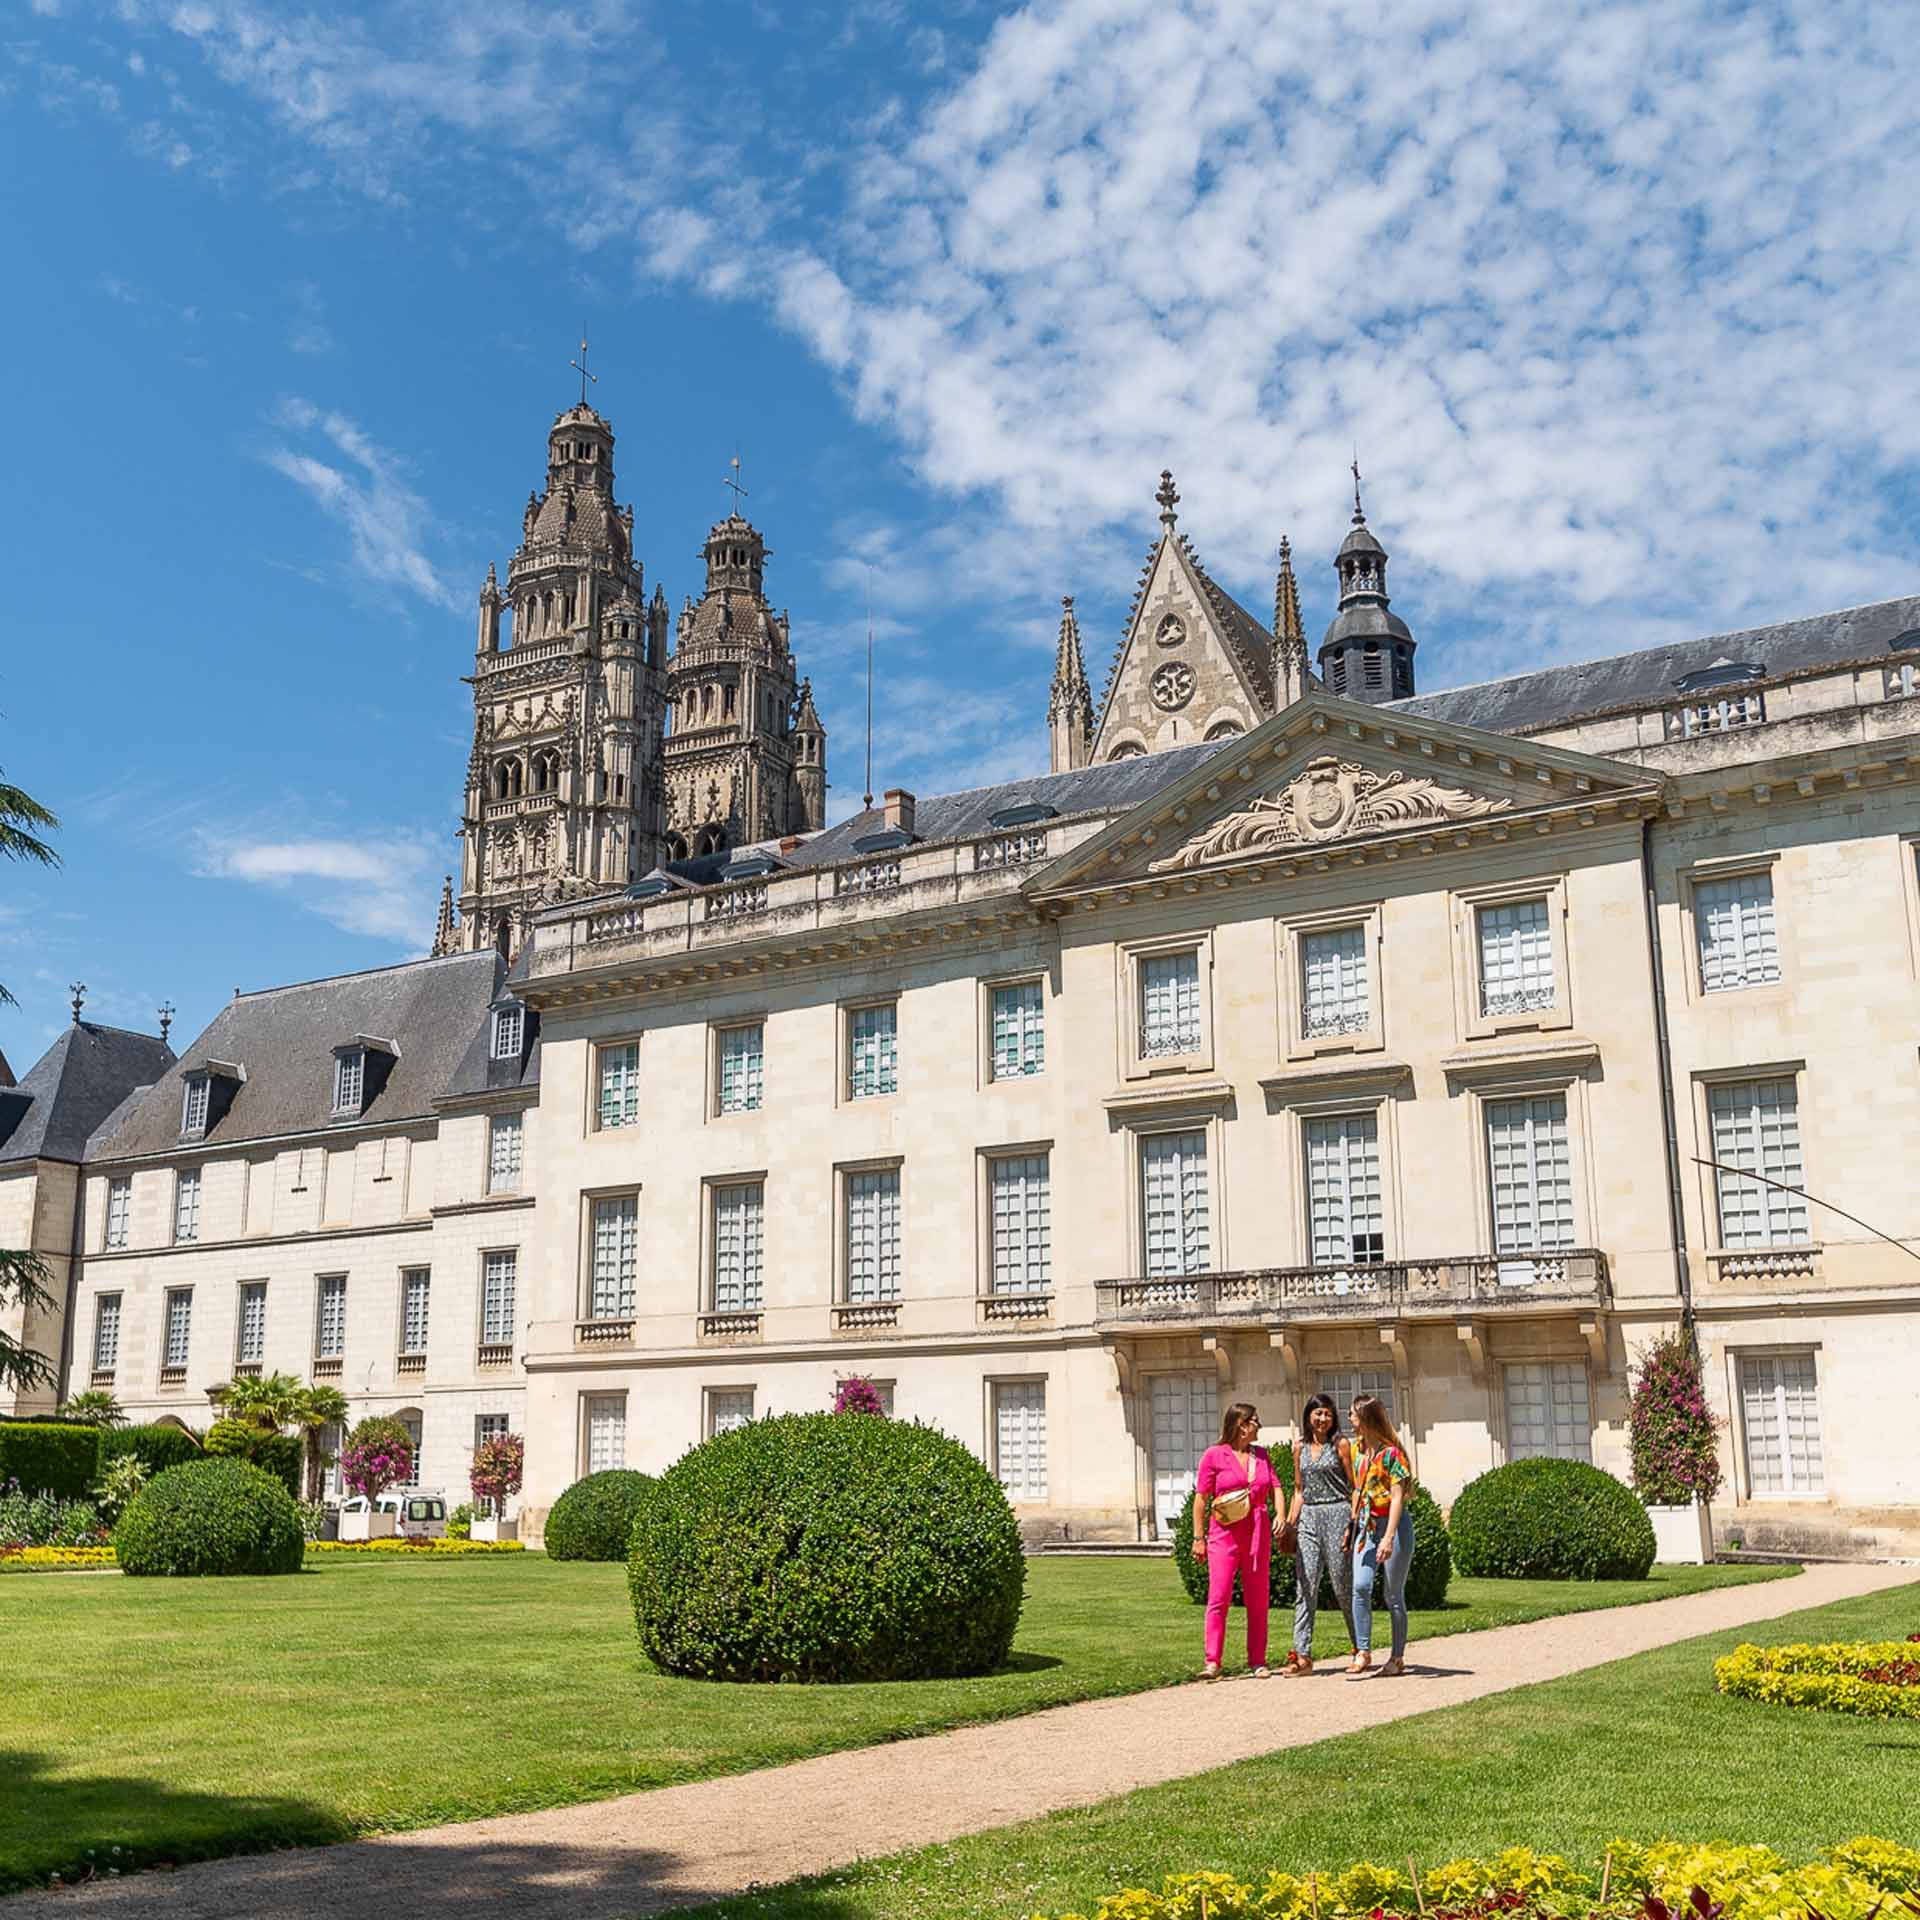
left=1139, top=952, right=1201, bottom=1058
left=1695, top=872, right=1780, bottom=992
left=990, top=982, right=1045, bottom=1079
left=1476, top=900, right=1555, bottom=1017
left=1302, top=925, right=1370, bottom=1038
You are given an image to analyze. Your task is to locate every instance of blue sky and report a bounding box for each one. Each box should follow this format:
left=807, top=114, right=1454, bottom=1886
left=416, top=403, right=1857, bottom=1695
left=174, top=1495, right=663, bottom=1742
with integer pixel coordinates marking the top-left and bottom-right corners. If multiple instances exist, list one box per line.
left=2, top=0, right=1917, bottom=1068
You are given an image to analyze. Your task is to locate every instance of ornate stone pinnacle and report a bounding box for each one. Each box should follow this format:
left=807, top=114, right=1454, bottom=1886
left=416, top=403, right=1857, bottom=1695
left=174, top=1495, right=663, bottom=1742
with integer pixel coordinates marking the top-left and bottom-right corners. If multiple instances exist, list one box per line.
left=1156, top=470, right=1180, bottom=529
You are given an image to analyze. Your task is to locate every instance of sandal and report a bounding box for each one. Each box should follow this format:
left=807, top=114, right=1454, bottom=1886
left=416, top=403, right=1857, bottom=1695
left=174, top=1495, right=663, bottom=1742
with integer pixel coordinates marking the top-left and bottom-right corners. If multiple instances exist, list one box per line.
left=1250, top=1664, right=1272, bottom=1678
left=1376, top=1657, right=1407, bottom=1678
left=1283, top=1652, right=1313, bottom=1677
left=1201, top=1662, right=1223, bottom=1680
left=1345, top=1655, right=1372, bottom=1681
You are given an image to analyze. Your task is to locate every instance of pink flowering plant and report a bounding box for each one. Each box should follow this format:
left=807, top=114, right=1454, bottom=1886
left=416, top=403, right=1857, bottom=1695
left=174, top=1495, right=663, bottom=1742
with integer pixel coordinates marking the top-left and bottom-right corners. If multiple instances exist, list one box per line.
left=340, top=1432, right=414, bottom=1502
left=1628, top=1332, right=1723, bottom=1506
left=469, top=1432, right=524, bottom=1517
left=831, top=1374, right=886, bottom=1417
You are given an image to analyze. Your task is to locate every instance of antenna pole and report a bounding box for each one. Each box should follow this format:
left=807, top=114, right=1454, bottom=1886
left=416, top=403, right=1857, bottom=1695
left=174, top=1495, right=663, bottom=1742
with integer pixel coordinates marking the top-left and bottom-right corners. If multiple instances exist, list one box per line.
left=863, top=568, right=875, bottom=812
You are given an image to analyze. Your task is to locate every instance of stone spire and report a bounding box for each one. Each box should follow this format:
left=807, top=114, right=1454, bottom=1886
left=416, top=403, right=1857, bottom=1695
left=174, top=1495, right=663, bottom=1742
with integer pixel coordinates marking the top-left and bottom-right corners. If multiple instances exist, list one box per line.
left=430, top=875, right=458, bottom=957
left=1048, top=595, right=1094, bottom=774
left=1317, top=464, right=1417, bottom=704
left=1273, top=537, right=1311, bottom=708
left=791, top=679, right=828, bottom=832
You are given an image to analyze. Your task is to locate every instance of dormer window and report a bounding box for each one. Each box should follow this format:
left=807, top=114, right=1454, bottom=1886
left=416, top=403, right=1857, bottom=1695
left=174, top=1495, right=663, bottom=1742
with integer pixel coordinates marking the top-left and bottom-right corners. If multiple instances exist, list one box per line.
left=333, top=1050, right=365, bottom=1116
left=181, top=1074, right=210, bottom=1139
left=492, top=1006, right=525, bottom=1061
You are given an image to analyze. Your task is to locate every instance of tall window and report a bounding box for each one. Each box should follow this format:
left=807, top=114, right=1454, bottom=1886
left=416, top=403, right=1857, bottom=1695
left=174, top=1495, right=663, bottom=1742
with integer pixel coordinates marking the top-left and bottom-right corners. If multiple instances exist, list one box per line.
left=174, top=1168, right=201, bottom=1244
left=1738, top=1350, right=1823, bottom=1495
left=400, top=1411, right=424, bottom=1485
left=1306, top=1114, right=1384, bottom=1265
left=1696, top=872, right=1780, bottom=992
left=712, top=1183, right=765, bottom=1311
left=488, top=1114, right=523, bottom=1194
left=491, top=1006, right=524, bottom=1060
left=236, top=1281, right=267, bottom=1366
left=314, top=1275, right=347, bottom=1359
left=1142, top=1130, right=1211, bottom=1277
left=104, top=1177, right=131, bottom=1250
left=598, top=1042, right=641, bottom=1129
left=92, top=1293, right=121, bottom=1374
left=717, top=1023, right=765, bottom=1114
left=1301, top=926, right=1369, bottom=1038
left=1485, top=1095, right=1575, bottom=1253
left=1504, top=1362, right=1592, bottom=1461
left=162, top=1287, right=193, bottom=1370
left=401, top=1269, right=431, bottom=1354
left=482, top=1251, right=518, bottom=1344
left=993, top=1380, right=1048, bottom=1501
left=181, top=1075, right=210, bottom=1137
left=989, top=1153, right=1051, bottom=1294
left=1476, top=900, right=1555, bottom=1016
left=333, top=1050, right=364, bottom=1115
left=1139, top=952, right=1201, bottom=1057
left=708, top=1387, right=755, bottom=1436
left=585, top=1393, right=626, bottom=1472
left=589, top=1196, right=638, bottom=1319
left=1317, top=1368, right=1396, bottom=1421
left=844, top=1168, right=902, bottom=1302
left=1709, top=1078, right=1808, bottom=1246
left=990, top=982, right=1045, bottom=1079
left=848, top=1004, right=898, bottom=1099
left=475, top=1412, right=510, bottom=1448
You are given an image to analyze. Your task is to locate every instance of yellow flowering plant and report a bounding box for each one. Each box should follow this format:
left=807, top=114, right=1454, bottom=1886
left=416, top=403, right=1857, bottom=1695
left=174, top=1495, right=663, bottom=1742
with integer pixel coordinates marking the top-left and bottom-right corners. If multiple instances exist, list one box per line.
left=1715, top=1641, right=1920, bottom=1721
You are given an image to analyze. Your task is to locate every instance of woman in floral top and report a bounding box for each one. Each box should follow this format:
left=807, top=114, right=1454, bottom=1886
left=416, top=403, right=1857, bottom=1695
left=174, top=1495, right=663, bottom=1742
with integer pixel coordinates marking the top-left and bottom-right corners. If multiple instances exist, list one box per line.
left=1347, top=1394, right=1414, bottom=1680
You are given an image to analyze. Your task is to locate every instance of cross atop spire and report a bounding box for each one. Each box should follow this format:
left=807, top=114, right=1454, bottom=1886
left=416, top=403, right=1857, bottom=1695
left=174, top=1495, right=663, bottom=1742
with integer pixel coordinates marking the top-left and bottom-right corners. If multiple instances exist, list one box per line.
left=569, top=334, right=598, bottom=408
left=1156, top=470, right=1180, bottom=530
left=1351, top=453, right=1367, bottom=526
left=722, top=450, right=749, bottom=515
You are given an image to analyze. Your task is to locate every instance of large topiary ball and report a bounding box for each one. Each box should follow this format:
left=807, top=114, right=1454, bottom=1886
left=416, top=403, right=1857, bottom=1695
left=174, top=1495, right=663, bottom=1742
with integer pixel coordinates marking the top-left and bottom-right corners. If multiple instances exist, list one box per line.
left=113, top=1459, right=305, bottom=1577
left=1403, top=1480, right=1453, bottom=1608
left=630, top=1413, right=1025, bottom=1681
left=1449, top=1458, right=1656, bottom=1581
left=545, top=1468, right=656, bottom=1561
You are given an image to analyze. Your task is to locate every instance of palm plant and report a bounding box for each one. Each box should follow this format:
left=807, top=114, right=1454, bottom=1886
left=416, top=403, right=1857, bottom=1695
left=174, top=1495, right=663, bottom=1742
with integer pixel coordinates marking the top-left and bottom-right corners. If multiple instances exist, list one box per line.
left=57, top=1389, right=126, bottom=1428
left=212, top=1371, right=308, bottom=1431
left=294, top=1383, right=350, bottom=1501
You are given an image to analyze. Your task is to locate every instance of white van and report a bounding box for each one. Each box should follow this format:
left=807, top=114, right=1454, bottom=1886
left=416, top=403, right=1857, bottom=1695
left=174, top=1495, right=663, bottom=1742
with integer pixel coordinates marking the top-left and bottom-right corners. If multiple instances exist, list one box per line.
left=338, top=1489, right=448, bottom=1540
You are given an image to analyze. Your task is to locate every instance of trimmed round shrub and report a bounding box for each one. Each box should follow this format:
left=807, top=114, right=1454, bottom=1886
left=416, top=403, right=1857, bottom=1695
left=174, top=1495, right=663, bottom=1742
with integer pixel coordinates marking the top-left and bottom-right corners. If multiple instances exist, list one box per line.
left=1402, top=1480, right=1452, bottom=1609
left=1449, top=1458, right=1656, bottom=1581
left=113, top=1459, right=305, bottom=1577
left=630, top=1413, right=1025, bottom=1681
left=544, top=1468, right=656, bottom=1561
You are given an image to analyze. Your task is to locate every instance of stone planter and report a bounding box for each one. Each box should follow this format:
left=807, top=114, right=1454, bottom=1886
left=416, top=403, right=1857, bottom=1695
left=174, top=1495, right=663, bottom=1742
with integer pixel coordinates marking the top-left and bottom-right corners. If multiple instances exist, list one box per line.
left=338, top=1509, right=397, bottom=1542
left=470, top=1516, right=517, bottom=1543
left=1647, top=1500, right=1713, bottom=1564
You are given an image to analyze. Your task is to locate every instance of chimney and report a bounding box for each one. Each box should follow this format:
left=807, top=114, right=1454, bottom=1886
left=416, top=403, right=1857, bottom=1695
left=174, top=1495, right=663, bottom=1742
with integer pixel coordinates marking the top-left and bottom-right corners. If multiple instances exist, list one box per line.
left=883, top=788, right=916, bottom=835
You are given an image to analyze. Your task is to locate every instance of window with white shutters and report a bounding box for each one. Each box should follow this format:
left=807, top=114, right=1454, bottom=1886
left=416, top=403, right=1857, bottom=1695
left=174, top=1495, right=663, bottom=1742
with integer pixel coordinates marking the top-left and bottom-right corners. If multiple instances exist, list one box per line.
left=848, top=1005, right=898, bottom=1098
left=314, top=1275, right=347, bottom=1359
left=1477, top=900, right=1555, bottom=1017
left=989, top=1154, right=1051, bottom=1294
left=1695, top=872, right=1781, bottom=993
left=597, top=1042, right=641, bottom=1129
left=1302, top=926, right=1369, bottom=1038
left=1709, top=1078, right=1808, bottom=1247
left=990, top=982, right=1045, bottom=1079
left=105, top=1178, right=131, bottom=1250
left=589, top=1196, right=638, bottom=1318
left=236, top=1281, right=267, bottom=1365
left=1485, top=1095, right=1575, bottom=1253
left=1306, top=1114, right=1384, bottom=1265
left=1503, top=1362, right=1592, bottom=1461
left=1316, top=1369, right=1396, bottom=1423
left=482, top=1251, right=517, bottom=1344
left=333, top=1051, right=364, bottom=1115
left=717, top=1024, right=765, bottom=1114
left=162, top=1288, right=193, bottom=1370
left=993, top=1381, right=1048, bottom=1502
left=491, top=1006, right=524, bottom=1060
left=1738, top=1350, right=1823, bottom=1495
left=712, top=1183, right=765, bottom=1311
left=92, top=1293, right=121, bottom=1373
left=844, top=1169, right=902, bottom=1301
left=487, top=1114, right=523, bottom=1193
left=707, top=1388, right=755, bottom=1437
left=401, top=1269, right=431, bottom=1353
left=174, top=1169, right=201, bottom=1244
left=585, top=1394, right=626, bottom=1471
left=1142, top=1130, right=1210, bottom=1277
left=1140, top=952, right=1201, bottom=1057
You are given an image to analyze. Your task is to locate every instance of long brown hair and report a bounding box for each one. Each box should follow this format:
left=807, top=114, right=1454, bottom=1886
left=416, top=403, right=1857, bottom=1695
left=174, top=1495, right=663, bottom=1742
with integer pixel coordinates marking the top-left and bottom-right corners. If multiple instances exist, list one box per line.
left=1349, top=1394, right=1406, bottom=1458
left=1218, top=1401, right=1259, bottom=1446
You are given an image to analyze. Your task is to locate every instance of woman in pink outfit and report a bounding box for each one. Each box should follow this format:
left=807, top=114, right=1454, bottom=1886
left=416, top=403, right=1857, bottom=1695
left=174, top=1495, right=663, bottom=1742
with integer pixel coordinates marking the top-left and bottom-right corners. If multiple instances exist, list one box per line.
left=1192, top=1401, right=1277, bottom=1678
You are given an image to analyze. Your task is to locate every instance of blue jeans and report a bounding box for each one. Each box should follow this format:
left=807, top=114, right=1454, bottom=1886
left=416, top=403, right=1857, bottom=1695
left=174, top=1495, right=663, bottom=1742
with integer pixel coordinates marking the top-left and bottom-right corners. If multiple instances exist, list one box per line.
left=1352, top=1509, right=1412, bottom=1658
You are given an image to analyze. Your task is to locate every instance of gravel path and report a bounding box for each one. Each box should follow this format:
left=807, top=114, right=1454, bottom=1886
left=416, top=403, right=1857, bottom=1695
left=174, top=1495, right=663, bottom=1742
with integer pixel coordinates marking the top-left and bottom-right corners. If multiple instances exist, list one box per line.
left=11, top=1560, right=1914, bottom=1920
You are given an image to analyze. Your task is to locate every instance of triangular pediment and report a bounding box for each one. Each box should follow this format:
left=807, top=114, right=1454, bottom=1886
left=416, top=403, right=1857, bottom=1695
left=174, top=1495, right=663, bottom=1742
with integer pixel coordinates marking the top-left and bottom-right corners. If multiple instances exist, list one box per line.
left=1029, top=690, right=1666, bottom=894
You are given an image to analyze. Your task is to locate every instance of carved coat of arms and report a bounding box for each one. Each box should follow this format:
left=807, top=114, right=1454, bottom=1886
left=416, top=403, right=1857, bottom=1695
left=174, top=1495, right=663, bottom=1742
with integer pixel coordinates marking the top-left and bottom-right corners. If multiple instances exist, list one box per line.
left=1151, top=755, right=1510, bottom=871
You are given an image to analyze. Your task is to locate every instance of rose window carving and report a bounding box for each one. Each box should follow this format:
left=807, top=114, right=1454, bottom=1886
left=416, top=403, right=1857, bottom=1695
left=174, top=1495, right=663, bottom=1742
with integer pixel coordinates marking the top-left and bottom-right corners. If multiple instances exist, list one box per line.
left=1151, top=662, right=1196, bottom=711
left=1155, top=614, right=1186, bottom=647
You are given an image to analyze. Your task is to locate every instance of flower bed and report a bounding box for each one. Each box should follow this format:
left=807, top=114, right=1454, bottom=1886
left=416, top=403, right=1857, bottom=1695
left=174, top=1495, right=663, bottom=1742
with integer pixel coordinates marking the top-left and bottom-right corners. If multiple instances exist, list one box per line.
left=304, top=1537, right=527, bottom=1556
left=1715, top=1635, right=1920, bottom=1720
left=1029, top=1839, right=1920, bottom=1920
left=0, top=1545, right=118, bottom=1572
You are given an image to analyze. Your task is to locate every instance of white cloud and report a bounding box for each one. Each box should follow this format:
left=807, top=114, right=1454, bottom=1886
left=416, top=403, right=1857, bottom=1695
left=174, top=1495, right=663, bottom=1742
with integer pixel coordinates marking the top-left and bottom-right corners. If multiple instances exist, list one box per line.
left=192, top=829, right=440, bottom=945
left=265, top=399, right=461, bottom=611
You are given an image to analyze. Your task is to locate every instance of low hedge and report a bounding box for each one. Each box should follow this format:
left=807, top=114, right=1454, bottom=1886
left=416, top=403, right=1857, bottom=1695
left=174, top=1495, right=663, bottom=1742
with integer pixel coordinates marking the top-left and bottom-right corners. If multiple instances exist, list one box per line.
left=545, top=1468, right=657, bottom=1561
left=0, top=1421, right=100, bottom=1498
left=99, top=1423, right=204, bottom=1477
left=113, top=1460, right=304, bottom=1577
left=1715, top=1638, right=1920, bottom=1720
left=1449, top=1458, right=1655, bottom=1581
left=305, top=1537, right=527, bottom=1556
left=0, top=1545, right=118, bottom=1572
left=1030, top=1838, right=1920, bottom=1920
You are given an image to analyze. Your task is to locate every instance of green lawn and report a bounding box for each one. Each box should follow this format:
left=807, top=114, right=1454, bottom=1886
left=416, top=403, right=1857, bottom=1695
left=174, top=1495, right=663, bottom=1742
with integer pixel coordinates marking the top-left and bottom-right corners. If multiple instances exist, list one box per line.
left=688, top=1580, right=1920, bottom=1920
left=0, top=1553, right=1787, bottom=1892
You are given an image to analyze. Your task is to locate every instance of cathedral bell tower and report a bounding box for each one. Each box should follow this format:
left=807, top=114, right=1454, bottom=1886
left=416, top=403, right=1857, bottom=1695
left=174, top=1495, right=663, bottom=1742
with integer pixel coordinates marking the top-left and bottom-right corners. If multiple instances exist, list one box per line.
left=1316, top=465, right=1417, bottom=704
left=455, top=396, right=666, bottom=956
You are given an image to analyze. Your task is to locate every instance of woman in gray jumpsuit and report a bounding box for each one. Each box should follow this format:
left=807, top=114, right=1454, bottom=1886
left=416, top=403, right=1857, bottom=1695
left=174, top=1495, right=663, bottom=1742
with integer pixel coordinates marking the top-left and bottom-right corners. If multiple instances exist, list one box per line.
left=1281, top=1393, right=1357, bottom=1675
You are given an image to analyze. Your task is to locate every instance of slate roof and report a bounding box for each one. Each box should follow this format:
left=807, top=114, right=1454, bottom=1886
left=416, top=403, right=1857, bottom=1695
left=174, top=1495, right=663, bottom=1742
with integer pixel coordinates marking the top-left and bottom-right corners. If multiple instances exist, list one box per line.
left=1391, top=594, right=1920, bottom=736
left=525, top=485, right=631, bottom=569
left=0, top=1023, right=176, bottom=1167
left=786, top=741, right=1230, bottom=868
left=1178, top=536, right=1278, bottom=710
left=93, top=950, right=506, bottom=1161
left=441, top=949, right=541, bottom=1103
